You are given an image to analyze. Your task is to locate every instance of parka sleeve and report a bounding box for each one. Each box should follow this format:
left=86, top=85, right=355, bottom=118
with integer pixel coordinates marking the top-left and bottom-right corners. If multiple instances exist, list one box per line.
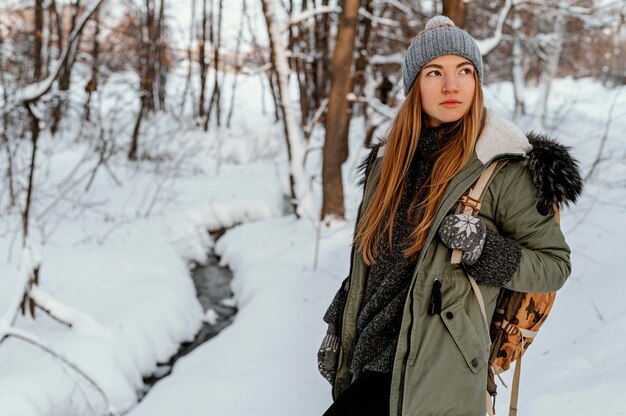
left=323, top=278, right=348, bottom=327
left=492, top=162, right=571, bottom=293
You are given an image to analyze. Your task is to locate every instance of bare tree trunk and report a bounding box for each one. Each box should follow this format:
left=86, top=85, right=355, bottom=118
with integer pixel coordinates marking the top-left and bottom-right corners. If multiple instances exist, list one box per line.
left=266, top=70, right=280, bottom=122
left=198, top=0, right=209, bottom=118
left=287, top=0, right=309, bottom=129
left=25, top=0, right=44, bottom=264
left=300, top=0, right=316, bottom=131
left=341, top=0, right=372, bottom=146
left=129, top=0, right=160, bottom=159
left=242, top=2, right=276, bottom=120
left=22, top=105, right=41, bottom=317
left=51, top=0, right=82, bottom=135
left=144, top=0, right=157, bottom=112
left=314, top=0, right=331, bottom=112
left=534, top=0, right=566, bottom=128
left=321, top=0, right=360, bottom=220
left=226, top=0, right=247, bottom=128
left=261, top=0, right=313, bottom=218
left=442, top=0, right=466, bottom=28
left=50, top=0, right=63, bottom=52
left=129, top=102, right=144, bottom=161
left=156, top=0, right=167, bottom=110
left=83, top=8, right=100, bottom=123
left=0, top=33, right=16, bottom=207
left=511, top=7, right=525, bottom=120
left=43, top=1, right=54, bottom=76
left=180, top=0, right=196, bottom=115
left=34, top=0, right=44, bottom=82
left=204, top=0, right=223, bottom=130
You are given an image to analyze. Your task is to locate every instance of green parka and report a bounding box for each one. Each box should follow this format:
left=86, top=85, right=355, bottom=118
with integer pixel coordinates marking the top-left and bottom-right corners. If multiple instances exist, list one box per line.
left=332, top=110, right=580, bottom=416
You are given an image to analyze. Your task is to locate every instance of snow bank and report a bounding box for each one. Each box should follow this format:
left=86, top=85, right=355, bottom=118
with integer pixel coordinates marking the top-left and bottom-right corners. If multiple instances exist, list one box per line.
left=0, top=70, right=287, bottom=415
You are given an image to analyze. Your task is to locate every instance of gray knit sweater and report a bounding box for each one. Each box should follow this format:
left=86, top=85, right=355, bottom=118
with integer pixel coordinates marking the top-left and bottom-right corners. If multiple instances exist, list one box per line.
left=349, top=127, right=440, bottom=379
left=323, top=127, right=522, bottom=381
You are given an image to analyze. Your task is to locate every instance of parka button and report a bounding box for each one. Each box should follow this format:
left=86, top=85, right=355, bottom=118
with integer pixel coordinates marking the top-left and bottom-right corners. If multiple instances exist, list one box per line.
left=471, top=358, right=479, bottom=367
left=445, top=312, right=454, bottom=319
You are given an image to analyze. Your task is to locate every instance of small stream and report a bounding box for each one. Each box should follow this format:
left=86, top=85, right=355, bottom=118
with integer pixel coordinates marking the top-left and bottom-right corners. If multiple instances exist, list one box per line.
left=139, top=230, right=236, bottom=397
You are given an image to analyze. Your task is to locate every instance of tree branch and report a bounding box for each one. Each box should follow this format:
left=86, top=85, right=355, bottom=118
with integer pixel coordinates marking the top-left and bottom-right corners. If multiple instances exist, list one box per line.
left=2, top=0, right=106, bottom=114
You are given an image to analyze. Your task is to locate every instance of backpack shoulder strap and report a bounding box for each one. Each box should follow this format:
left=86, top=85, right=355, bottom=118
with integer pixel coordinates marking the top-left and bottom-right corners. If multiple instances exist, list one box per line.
left=449, top=159, right=508, bottom=416
left=451, top=160, right=508, bottom=264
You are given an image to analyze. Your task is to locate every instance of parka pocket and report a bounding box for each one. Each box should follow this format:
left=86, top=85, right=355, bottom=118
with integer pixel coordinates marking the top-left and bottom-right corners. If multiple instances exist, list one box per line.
left=440, top=301, right=489, bottom=374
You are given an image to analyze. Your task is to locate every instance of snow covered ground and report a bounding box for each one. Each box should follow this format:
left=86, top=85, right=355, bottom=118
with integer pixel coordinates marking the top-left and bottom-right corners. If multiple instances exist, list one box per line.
left=0, top=71, right=287, bottom=415
left=0, top=73, right=625, bottom=415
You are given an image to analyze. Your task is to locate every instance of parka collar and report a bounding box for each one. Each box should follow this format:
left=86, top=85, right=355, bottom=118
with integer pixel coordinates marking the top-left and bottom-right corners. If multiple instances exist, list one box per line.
left=376, top=108, right=531, bottom=164
left=474, top=109, right=531, bottom=164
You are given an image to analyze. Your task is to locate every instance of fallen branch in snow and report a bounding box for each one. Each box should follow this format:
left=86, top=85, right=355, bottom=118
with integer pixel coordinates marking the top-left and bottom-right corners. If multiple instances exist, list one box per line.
left=0, top=244, right=115, bottom=414
left=1, top=246, right=111, bottom=336
left=29, top=285, right=112, bottom=337
left=0, top=324, right=117, bottom=416
left=1, top=246, right=41, bottom=325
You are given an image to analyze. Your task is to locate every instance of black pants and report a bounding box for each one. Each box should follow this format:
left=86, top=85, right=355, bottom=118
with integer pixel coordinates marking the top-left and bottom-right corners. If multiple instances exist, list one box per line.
left=323, top=372, right=392, bottom=416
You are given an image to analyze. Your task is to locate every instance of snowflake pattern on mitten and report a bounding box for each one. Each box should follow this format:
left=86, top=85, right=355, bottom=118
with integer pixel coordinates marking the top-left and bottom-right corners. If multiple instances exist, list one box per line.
left=438, top=214, right=487, bottom=265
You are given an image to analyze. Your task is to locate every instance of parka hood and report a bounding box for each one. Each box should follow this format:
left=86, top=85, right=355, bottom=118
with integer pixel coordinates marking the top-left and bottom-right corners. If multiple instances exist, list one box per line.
left=476, top=111, right=583, bottom=211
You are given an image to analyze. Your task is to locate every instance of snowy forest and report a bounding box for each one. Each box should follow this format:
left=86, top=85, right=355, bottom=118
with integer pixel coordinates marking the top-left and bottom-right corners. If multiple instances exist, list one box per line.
left=0, top=0, right=625, bottom=414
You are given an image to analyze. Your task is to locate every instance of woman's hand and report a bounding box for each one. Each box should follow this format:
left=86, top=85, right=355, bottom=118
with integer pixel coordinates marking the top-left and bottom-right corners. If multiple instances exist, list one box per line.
left=438, top=214, right=487, bottom=265
left=317, top=324, right=340, bottom=384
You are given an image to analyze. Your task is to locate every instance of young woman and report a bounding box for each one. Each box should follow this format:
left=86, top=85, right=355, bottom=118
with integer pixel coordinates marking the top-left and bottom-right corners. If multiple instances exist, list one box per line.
left=318, top=16, right=582, bottom=416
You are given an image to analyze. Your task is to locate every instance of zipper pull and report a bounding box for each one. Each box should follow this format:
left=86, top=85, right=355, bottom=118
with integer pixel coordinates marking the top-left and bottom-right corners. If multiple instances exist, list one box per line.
left=428, top=278, right=442, bottom=315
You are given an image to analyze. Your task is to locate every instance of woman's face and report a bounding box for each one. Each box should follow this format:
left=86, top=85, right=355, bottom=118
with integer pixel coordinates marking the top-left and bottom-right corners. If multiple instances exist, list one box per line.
left=419, top=54, right=476, bottom=127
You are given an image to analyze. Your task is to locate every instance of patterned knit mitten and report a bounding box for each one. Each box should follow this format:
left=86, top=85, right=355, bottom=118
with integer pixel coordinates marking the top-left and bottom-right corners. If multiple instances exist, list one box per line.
left=438, top=214, right=487, bottom=266
left=317, top=324, right=340, bottom=384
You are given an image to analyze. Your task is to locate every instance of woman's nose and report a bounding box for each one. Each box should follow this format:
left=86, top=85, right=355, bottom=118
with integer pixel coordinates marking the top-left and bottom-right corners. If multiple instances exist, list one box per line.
left=442, top=76, right=459, bottom=93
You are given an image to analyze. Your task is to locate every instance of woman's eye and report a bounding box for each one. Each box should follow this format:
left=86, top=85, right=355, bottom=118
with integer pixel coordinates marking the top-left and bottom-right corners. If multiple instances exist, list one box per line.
left=460, top=67, right=473, bottom=75
left=427, top=70, right=442, bottom=77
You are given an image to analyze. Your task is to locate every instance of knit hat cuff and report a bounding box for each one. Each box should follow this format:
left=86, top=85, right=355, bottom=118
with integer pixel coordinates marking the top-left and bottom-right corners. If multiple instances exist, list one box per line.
left=402, top=17, right=484, bottom=96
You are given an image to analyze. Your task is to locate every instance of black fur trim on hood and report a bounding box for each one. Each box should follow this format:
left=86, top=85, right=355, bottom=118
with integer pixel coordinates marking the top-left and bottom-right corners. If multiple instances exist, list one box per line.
left=356, top=143, right=382, bottom=189
left=522, top=132, right=583, bottom=213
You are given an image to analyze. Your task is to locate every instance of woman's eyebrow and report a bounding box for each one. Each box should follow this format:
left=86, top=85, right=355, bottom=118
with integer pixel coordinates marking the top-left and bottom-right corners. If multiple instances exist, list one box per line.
left=423, top=61, right=472, bottom=69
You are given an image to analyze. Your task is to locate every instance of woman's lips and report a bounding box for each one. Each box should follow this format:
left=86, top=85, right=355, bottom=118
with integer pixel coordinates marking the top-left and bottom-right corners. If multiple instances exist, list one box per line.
left=440, top=100, right=461, bottom=108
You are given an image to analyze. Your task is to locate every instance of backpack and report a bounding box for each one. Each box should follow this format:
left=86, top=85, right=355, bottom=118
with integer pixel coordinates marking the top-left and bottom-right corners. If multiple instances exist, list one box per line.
left=451, top=161, right=559, bottom=416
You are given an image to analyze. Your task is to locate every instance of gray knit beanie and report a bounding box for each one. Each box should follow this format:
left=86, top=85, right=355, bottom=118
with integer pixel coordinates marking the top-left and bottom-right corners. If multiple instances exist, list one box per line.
left=403, top=15, right=483, bottom=96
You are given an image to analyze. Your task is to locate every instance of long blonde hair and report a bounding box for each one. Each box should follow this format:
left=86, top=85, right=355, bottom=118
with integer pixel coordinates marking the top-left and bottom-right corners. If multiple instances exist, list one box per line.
left=355, top=71, right=485, bottom=265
